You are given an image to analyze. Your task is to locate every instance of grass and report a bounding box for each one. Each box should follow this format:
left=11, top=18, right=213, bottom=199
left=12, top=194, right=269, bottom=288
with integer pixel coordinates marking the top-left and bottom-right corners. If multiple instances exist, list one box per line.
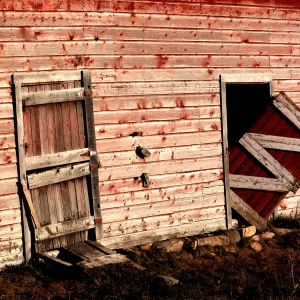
left=1, top=225, right=300, bottom=299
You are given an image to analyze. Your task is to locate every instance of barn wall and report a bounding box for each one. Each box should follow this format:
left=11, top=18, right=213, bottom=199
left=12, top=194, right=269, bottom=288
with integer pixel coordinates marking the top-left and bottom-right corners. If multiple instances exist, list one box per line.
left=1, top=0, right=300, bottom=264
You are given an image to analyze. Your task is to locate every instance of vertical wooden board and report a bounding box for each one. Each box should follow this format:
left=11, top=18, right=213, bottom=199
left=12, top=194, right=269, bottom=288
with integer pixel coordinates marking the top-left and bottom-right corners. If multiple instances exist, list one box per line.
left=83, top=70, right=102, bottom=239
left=76, top=96, right=89, bottom=223
left=51, top=85, right=68, bottom=248
left=71, top=98, right=88, bottom=241
left=44, top=84, right=60, bottom=249
left=36, top=84, right=53, bottom=250
left=23, top=106, right=33, bottom=158
left=60, top=98, right=77, bottom=245
left=30, top=105, right=41, bottom=157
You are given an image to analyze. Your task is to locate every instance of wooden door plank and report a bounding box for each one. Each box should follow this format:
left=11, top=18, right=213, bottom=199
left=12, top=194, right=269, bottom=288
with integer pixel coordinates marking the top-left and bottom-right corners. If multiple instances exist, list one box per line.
left=27, top=162, right=90, bottom=189
left=229, top=174, right=291, bottom=192
left=273, top=91, right=300, bottom=131
left=36, top=252, right=73, bottom=267
left=25, top=148, right=89, bottom=171
left=84, top=240, right=116, bottom=255
left=239, top=133, right=298, bottom=191
left=22, top=87, right=85, bottom=106
left=230, top=190, right=267, bottom=232
left=27, top=85, right=45, bottom=253
left=35, top=216, right=95, bottom=241
left=249, top=133, right=300, bottom=152
left=13, top=71, right=81, bottom=85
left=66, top=243, right=105, bottom=260
left=71, top=98, right=88, bottom=242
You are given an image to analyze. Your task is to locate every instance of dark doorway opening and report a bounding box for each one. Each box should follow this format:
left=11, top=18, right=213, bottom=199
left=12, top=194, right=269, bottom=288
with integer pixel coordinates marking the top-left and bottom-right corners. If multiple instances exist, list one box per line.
left=226, top=83, right=271, bottom=150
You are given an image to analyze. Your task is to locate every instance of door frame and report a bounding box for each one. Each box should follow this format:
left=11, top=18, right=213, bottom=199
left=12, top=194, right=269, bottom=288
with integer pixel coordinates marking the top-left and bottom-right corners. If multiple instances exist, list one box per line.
left=220, top=74, right=274, bottom=229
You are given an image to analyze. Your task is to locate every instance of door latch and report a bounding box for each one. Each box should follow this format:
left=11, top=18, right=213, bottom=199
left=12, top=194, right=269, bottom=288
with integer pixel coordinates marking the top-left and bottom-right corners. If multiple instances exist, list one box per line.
left=141, top=173, right=150, bottom=187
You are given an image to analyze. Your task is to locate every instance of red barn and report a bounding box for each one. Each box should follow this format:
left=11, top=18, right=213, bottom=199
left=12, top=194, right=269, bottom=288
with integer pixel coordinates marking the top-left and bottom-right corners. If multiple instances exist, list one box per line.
left=1, top=0, right=300, bottom=266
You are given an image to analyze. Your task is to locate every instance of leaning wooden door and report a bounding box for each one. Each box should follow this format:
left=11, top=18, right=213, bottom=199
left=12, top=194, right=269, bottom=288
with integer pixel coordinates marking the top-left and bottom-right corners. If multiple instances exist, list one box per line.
left=13, top=71, right=101, bottom=253
left=227, top=92, right=300, bottom=230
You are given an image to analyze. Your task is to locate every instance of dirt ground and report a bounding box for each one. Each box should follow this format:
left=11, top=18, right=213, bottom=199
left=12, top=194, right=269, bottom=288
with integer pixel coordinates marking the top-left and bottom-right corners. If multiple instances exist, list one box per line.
left=1, top=225, right=300, bottom=299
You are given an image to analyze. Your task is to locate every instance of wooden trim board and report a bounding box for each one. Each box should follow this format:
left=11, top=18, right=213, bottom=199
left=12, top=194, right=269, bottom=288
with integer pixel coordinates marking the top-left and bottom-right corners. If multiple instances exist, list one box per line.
left=230, top=190, right=267, bottom=232
left=35, top=216, right=95, bottom=241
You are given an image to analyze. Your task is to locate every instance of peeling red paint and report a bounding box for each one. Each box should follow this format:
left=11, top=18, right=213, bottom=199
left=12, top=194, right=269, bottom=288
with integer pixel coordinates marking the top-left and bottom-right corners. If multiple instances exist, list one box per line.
left=156, top=55, right=169, bottom=68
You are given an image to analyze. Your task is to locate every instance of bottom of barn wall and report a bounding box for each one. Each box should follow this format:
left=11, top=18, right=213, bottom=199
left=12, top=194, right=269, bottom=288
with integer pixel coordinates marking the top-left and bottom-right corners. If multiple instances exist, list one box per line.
left=100, top=218, right=227, bottom=249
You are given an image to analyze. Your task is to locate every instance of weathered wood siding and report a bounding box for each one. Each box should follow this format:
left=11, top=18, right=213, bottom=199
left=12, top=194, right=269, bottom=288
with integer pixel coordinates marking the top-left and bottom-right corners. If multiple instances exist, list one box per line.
left=1, top=0, right=300, bottom=263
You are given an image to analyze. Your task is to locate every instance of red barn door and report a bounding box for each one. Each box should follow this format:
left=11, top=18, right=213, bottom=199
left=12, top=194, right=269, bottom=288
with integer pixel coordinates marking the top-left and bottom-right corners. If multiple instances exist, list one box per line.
left=227, top=91, right=300, bottom=230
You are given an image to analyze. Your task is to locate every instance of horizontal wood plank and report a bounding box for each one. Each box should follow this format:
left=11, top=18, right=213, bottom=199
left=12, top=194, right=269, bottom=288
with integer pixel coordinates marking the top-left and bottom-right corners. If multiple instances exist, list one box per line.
left=0, top=120, right=14, bottom=135
left=0, top=179, right=18, bottom=196
left=13, top=70, right=81, bottom=84
left=0, top=12, right=299, bottom=31
left=0, top=208, right=21, bottom=226
left=0, top=239, right=23, bottom=257
left=0, top=164, right=18, bottom=180
left=100, top=145, right=202, bottom=167
left=249, top=133, right=300, bottom=152
left=84, top=27, right=269, bottom=43
left=0, top=41, right=295, bottom=58
left=0, top=149, right=16, bottom=165
left=25, top=148, right=89, bottom=171
left=100, top=168, right=223, bottom=196
left=102, top=206, right=225, bottom=237
left=94, top=81, right=220, bottom=97
left=27, top=162, right=90, bottom=189
left=0, top=254, right=23, bottom=268
left=0, top=223, right=22, bottom=239
left=97, top=131, right=221, bottom=153
left=0, top=104, right=13, bottom=119
left=91, top=53, right=270, bottom=69
left=22, top=87, right=85, bottom=106
left=35, top=216, right=95, bottom=241
left=101, top=217, right=226, bottom=249
left=0, top=195, right=20, bottom=210
left=229, top=174, right=291, bottom=192
left=95, top=119, right=221, bottom=139
left=93, top=93, right=219, bottom=111
left=0, top=27, right=84, bottom=42
left=101, top=183, right=224, bottom=210
left=94, top=106, right=220, bottom=124
left=99, top=156, right=222, bottom=181
left=0, top=135, right=16, bottom=149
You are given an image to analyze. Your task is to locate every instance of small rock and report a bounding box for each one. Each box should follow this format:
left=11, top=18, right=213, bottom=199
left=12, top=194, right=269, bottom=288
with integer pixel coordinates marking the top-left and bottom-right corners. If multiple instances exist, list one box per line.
left=140, top=243, right=152, bottom=251
left=185, top=238, right=198, bottom=250
left=252, top=235, right=260, bottom=241
left=197, top=235, right=230, bottom=247
left=232, top=219, right=238, bottom=229
left=250, top=242, right=263, bottom=252
left=224, top=229, right=241, bottom=244
left=156, top=275, right=179, bottom=286
left=261, top=231, right=275, bottom=239
left=241, top=226, right=256, bottom=238
left=152, top=239, right=184, bottom=253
